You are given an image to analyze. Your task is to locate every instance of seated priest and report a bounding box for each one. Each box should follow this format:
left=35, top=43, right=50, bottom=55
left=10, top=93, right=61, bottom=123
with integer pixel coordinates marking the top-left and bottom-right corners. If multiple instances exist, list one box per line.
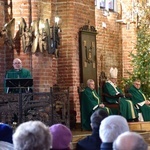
left=128, top=79, right=150, bottom=121
left=103, top=67, right=138, bottom=122
left=4, top=58, right=32, bottom=93
left=80, top=79, right=112, bottom=131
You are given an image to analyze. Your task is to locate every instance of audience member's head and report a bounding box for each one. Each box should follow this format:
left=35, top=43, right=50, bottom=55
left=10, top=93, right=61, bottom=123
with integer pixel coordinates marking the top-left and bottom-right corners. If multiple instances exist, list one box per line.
left=49, top=123, right=72, bottom=150
left=90, top=108, right=108, bottom=130
left=0, top=123, right=14, bottom=150
left=99, top=115, right=129, bottom=143
left=113, top=131, right=148, bottom=150
left=87, top=79, right=95, bottom=90
left=13, top=120, right=52, bottom=150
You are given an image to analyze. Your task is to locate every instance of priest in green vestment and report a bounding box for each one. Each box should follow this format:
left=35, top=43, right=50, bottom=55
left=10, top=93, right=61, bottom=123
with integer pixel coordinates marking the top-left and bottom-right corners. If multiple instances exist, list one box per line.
left=81, top=79, right=112, bottom=130
left=128, top=79, right=150, bottom=121
left=4, top=58, right=32, bottom=93
left=103, top=67, right=138, bottom=121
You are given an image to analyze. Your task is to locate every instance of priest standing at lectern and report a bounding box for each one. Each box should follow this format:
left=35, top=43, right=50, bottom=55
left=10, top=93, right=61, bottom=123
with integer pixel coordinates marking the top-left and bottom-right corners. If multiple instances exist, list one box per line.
left=4, top=58, right=32, bottom=93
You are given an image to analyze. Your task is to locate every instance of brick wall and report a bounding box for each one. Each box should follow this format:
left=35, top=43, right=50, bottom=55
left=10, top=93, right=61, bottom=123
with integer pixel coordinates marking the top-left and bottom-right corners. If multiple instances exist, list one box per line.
left=96, top=9, right=122, bottom=80
left=96, top=0, right=136, bottom=84
left=11, top=0, right=57, bottom=92
left=0, top=1, right=5, bottom=92
left=0, top=0, right=136, bottom=123
left=122, top=24, right=137, bottom=78
left=116, top=0, right=137, bottom=78
left=55, top=0, right=96, bottom=122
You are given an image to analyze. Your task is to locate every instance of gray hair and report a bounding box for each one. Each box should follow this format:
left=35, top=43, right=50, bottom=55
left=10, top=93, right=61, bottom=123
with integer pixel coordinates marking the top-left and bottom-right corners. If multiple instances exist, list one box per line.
left=113, top=131, right=148, bottom=150
left=87, top=79, right=94, bottom=86
left=99, top=115, right=129, bottom=143
left=13, top=121, right=52, bottom=150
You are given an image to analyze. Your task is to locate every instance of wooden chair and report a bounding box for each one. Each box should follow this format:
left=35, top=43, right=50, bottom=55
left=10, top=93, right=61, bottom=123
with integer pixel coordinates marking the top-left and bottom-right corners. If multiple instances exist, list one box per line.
left=99, top=71, right=120, bottom=114
left=124, top=84, right=132, bottom=99
left=124, top=84, right=140, bottom=111
left=124, top=84, right=141, bottom=121
left=78, top=83, right=86, bottom=130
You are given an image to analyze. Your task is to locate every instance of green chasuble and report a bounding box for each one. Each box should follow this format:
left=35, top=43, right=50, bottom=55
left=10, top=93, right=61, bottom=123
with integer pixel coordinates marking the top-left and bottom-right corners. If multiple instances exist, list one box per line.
left=80, top=87, right=112, bottom=130
left=128, top=85, right=150, bottom=121
left=4, top=68, right=32, bottom=93
left=103, top=81, right=138, bottom=120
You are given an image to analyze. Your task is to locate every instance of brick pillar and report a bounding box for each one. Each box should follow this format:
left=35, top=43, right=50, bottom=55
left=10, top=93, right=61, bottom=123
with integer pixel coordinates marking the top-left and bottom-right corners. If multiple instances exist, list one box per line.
left=0, top=1, right=7, bottom=92
left=54, top=0, right=95, bottom=122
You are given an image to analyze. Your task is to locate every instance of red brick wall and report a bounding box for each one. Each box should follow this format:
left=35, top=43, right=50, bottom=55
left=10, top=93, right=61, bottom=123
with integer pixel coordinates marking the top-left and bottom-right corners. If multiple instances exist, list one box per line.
left=96, top=9, right=122, bottom=80
left=55, top=0, right=96, bottom=122
left=0, top=0, right=136, bottom=123
left=122, top=23, right=137, bottom=78
left=0, top=0, right=14, bottom=91
left=11, top=0, right=57, bottom=92
left=0, top=1, right=5, bottom=92
left=96, top=0, right=136, bottom=84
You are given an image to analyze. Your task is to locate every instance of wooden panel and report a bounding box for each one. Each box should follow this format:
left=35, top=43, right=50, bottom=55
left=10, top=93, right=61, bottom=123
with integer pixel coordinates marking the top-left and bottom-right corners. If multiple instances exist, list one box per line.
left=129, top=122, right=150, bottom=131
left=141, top=123, right=150, bottom=131
left=79, top=30, right=97, bottom=89
left=129, top=123, right=141, bottom=131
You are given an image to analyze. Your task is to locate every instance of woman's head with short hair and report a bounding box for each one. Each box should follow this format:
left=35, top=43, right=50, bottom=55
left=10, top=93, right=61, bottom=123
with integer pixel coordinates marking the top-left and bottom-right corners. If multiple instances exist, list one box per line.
left=49, top=123, right=72, bottom=150
left=13, top=121, right=52, bottom=150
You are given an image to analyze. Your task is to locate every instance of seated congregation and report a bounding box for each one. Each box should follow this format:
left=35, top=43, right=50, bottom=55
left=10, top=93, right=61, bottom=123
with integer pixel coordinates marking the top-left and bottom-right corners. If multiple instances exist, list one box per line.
left=77, top=109, right=148, bottom=150
left=0, top=121, right=72, bottom=150
left=80, top=67, right=150, bottom=131
left=1, top=114, right=148, bottom=150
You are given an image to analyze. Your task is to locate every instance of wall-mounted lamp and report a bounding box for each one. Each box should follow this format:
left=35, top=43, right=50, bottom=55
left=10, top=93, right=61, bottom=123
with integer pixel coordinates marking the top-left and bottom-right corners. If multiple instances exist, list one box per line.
left=55, top=16, right=60, bottom=25
left=51, top=16, right=60, bottom=57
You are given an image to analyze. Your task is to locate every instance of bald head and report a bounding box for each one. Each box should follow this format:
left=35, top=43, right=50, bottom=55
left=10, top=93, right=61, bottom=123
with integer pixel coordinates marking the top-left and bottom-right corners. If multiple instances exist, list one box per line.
left=113, top=131, right=148, bottom=150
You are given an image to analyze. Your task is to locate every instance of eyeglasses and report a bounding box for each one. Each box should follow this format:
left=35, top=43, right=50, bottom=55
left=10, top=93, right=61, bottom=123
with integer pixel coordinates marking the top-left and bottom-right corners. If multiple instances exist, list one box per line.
left=135, top=83, right=141, bottom=86
left=13, top=62, right=21, bottom=65
left=90, top=83, right=95, bottom=85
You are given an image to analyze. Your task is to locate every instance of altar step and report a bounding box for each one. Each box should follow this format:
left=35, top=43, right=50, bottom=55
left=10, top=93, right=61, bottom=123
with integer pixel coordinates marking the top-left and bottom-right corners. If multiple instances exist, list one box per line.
left=128, top=121, right=150, bottom=131
left=72, top=122, right=150, bottom=149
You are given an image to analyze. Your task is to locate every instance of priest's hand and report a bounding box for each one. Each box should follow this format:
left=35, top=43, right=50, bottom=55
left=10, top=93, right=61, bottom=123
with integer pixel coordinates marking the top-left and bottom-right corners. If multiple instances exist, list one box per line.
left=99, top=103, right=105, bottom=108
left=145, top=100, right=150, bottom=105
left=116, top=93, right=124, bottom=98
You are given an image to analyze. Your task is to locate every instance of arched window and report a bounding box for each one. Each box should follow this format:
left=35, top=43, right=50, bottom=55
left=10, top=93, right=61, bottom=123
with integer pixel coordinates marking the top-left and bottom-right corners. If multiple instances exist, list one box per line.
left=95, top=0, right=117, bottom=12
